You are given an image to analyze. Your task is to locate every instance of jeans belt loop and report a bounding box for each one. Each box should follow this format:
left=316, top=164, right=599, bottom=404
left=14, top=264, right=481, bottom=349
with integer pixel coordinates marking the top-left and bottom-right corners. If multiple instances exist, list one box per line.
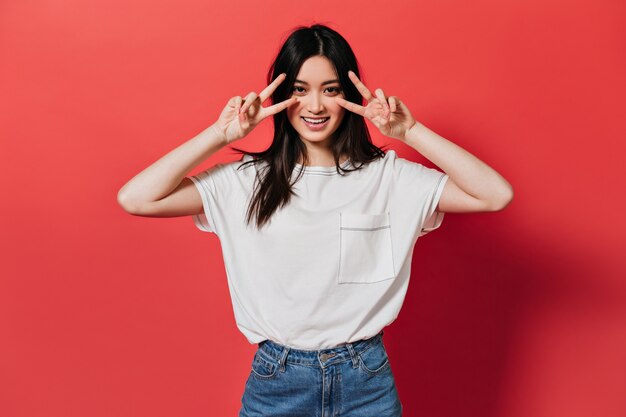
left=278, top=346, right=290, bottom=373
left=345, top=343, right=359, bottom=368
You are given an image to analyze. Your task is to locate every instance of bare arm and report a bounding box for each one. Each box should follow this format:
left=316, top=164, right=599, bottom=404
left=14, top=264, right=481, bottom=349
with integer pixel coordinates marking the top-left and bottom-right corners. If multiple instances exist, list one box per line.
left=335, top=71, right=513, bottom=214
left=404, top=122, right=514, bottom=213
left=117, top=73, right=298, bottom=217
left=117, top=124, right=227, bottom=216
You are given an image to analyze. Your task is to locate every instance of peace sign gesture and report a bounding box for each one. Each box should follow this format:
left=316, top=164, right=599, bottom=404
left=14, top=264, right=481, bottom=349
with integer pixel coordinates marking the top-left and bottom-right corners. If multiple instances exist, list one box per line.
left=335, top=71, right=417, bottom=142
left=214, top=73, right=299, bottom=144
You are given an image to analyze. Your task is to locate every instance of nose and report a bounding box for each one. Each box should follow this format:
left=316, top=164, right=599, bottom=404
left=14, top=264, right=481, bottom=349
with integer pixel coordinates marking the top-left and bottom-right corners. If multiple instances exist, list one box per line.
left=307, top=93, right=324, bottom=114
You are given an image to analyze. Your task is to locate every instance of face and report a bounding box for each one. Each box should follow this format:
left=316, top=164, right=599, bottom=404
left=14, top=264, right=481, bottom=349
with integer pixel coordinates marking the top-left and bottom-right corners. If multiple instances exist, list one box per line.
left=286, top=55, right=346, bottom=149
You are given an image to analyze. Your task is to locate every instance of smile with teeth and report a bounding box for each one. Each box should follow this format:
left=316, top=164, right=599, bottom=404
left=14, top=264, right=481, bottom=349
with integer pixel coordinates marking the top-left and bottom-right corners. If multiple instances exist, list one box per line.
left=302, top=117, right=330, bottom=124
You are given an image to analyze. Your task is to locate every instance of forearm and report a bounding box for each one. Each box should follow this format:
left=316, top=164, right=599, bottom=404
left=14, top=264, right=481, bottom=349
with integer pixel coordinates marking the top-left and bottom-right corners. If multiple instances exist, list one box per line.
left=118, top=123, right=227, bottom=205
left=403, top=121, right=513, bottom=207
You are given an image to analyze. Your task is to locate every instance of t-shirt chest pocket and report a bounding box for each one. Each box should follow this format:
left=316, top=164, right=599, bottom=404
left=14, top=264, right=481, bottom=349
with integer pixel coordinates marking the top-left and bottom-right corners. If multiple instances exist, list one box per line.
left=338, top=211, right=396, bottom=284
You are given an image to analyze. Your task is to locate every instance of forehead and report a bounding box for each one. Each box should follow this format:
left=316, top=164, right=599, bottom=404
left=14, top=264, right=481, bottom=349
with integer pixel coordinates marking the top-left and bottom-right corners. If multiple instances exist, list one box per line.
left=294, top=55, right=339, bottom=83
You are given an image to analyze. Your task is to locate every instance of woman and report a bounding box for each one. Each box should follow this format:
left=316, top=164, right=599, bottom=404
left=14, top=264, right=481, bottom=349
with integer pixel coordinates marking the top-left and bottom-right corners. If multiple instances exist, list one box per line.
left=118, top=24, right=513, bottom=417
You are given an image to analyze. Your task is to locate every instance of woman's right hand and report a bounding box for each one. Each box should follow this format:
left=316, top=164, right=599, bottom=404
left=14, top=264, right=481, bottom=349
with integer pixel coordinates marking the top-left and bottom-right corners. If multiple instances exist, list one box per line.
left=213, top=73, right=298, bottom=144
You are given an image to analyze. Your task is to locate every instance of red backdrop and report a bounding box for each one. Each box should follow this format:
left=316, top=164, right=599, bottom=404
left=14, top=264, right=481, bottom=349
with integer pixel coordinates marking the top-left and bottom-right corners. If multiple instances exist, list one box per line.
left=1, top=1, right=625, bottom=416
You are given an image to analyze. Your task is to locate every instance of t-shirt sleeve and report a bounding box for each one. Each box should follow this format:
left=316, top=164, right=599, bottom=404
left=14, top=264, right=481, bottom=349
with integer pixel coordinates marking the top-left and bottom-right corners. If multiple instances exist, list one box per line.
left=188, top=163, right=228, bottom=235
left=393, top=155, right=449, bottom=237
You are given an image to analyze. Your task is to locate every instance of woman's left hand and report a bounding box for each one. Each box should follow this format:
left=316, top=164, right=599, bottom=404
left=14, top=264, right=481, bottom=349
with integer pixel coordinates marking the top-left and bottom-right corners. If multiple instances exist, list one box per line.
left=335, top=71, right=417, bottom=142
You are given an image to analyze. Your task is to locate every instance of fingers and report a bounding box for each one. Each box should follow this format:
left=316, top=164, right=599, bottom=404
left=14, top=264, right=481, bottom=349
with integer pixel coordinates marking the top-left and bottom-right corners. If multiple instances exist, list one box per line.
left=263, top=96, right=299, bottom=117
left=239, top=91, right=259, bottom=118
left=335, top=96, right=366, bottom=116
left=348, top=71, right=374, bottom=101
left=236, top=72, right=288, bottom=122
left=259, top=73, right=287, bottom=103
left=388, top=96, right=398, bottom=113
left=234, top=96, right=243, bottom=118
left=374, top=88, right=389, bottom=110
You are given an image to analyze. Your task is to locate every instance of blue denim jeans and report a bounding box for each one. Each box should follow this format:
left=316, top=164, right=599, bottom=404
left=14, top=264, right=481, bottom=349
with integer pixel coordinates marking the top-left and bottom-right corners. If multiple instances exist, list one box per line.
left=239, top=330, right=403, bottom=417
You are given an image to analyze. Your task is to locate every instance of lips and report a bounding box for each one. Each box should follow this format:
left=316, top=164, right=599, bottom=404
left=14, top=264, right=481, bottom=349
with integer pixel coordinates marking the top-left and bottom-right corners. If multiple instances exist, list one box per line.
left=301, top=117, right=330, bottom=124
left=301, top=116, right=330, bottom=130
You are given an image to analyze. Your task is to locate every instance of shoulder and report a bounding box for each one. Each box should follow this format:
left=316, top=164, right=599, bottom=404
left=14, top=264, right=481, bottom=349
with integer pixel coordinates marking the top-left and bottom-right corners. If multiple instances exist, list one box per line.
left=193, top=154, right=257, bottom=183
left=383, top=149, right=422, bottom=169
left=354, top=149, right=397, bottom=171
left=385, top=150, right=447, bottom=183
left=376, top=149, right=414, bottom=173
left=220, top=154, right=259, bottom=172
left=384, top=149, right=435, bottom=172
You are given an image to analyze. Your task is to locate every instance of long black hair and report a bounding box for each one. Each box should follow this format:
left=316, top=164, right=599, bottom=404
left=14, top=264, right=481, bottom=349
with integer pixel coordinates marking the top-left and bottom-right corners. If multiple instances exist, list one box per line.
left=230, top=23, right=387, bottom=230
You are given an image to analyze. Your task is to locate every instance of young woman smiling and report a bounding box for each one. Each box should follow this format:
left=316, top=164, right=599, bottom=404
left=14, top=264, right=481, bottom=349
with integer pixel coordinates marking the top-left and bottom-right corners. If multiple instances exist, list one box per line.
left=118, top=23, right=513, bottom=417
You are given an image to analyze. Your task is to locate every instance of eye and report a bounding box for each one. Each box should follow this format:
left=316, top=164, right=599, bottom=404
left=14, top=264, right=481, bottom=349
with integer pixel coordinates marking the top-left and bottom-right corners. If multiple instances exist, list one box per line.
left=325, top=87, right=342, bottom=95
left=292, top=86, right=306, bottom=94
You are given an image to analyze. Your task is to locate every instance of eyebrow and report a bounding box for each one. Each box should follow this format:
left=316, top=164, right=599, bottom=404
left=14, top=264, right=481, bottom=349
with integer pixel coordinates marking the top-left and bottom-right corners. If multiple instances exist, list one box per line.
left=294, top=79, right=340, bottom=86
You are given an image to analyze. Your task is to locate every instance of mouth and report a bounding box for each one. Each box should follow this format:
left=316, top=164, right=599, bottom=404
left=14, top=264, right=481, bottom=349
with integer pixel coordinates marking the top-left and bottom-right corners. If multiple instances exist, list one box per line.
left=301, top=116, right=330, bottom=130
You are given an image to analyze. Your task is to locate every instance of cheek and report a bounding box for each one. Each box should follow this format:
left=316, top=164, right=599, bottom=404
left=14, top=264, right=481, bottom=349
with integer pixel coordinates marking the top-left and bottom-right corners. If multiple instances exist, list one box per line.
left=333, top=106, right=346, bottom=121
left=286, top=105, right=299, bottom=121
left=288, top=97, right=305, bottom=111
left=327, top=100, right=344, bottom=114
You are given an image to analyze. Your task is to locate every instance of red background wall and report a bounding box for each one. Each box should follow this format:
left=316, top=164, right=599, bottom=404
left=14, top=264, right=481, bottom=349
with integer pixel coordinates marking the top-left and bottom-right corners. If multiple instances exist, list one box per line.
left=1, top=1, right=624, bottom=416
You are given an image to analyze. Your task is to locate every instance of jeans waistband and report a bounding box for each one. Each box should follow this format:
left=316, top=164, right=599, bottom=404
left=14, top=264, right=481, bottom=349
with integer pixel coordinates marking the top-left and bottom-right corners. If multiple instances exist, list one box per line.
left=257, top=330, right=384, bottom=369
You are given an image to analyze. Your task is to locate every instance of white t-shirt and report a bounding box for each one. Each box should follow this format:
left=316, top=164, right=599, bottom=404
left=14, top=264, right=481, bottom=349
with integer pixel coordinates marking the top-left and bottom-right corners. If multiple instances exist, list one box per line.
left=189, top=149, right=449, bottom=349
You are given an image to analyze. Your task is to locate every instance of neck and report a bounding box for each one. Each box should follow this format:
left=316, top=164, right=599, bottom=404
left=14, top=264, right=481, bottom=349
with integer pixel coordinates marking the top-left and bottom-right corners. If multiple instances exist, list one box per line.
left=297, top=135, right=348, bottom=167
left=297, top=153, right=348, bottom=167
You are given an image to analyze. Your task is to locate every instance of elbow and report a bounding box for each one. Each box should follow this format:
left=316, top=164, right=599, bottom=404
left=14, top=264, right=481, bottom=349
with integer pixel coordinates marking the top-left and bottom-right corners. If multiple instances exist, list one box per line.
left=117, top=189, right=157, bottom=216
left=488, top=186, right=514, bottom=212
left=117, top=188, right=141, bottom=215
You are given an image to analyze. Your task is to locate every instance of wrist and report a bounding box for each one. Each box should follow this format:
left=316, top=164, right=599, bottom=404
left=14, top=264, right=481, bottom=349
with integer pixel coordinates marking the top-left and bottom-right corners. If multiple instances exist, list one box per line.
left=208, top=122, right=229, bottom=146
left=400, top=121, right=421, bottom=143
